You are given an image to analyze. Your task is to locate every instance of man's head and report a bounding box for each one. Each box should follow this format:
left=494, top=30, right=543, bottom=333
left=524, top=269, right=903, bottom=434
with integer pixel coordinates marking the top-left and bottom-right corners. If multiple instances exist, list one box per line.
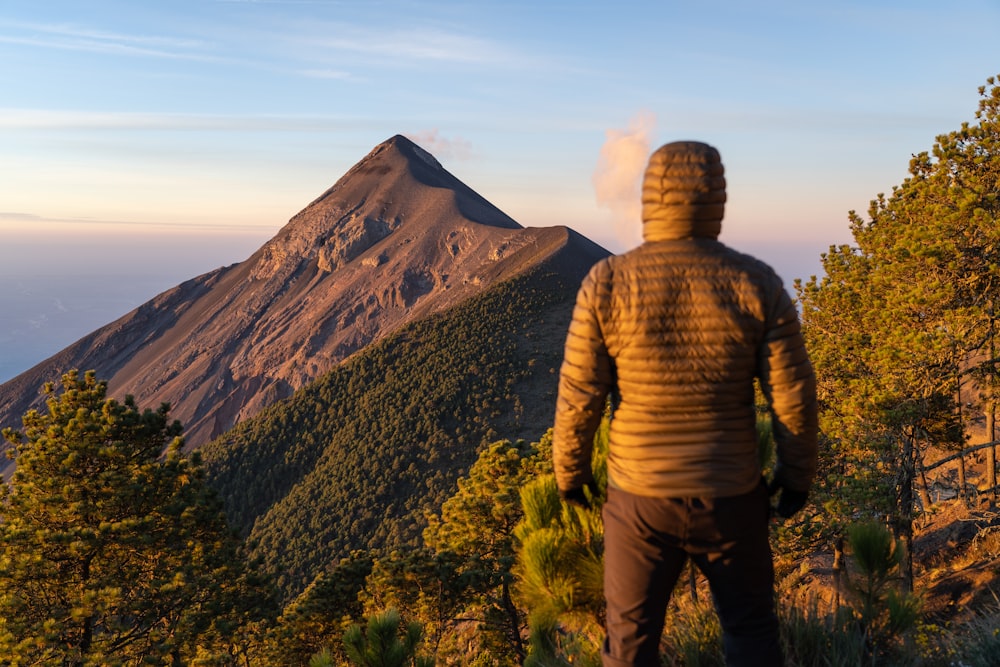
left=641, top=141, right=726, bottom=241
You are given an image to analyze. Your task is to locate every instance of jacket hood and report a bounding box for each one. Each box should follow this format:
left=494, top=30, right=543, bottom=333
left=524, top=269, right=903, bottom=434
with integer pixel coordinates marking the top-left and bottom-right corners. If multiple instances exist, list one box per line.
left=641, top=141, right=726, bottom=241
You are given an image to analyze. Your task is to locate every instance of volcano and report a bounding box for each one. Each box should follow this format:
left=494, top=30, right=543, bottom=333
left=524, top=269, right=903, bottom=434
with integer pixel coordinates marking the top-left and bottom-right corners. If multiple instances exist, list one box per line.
left=0, top=135, right=608, bottom=453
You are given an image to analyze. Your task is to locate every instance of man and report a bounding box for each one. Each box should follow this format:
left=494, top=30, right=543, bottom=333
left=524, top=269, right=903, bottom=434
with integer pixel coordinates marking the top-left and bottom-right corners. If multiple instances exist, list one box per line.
left=553, top=141, right=818, bottom=666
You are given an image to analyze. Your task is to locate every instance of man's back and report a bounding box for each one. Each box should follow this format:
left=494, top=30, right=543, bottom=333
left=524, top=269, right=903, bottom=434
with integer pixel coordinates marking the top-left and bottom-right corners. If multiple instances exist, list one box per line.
left=553, top=140, right=817, bottom=502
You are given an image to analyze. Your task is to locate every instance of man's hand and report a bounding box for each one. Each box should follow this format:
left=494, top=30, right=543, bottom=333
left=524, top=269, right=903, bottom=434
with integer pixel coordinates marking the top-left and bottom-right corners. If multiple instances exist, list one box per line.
left=559, top=480, right=599, bottom=509
left=768, top=480, right=809, bottom=518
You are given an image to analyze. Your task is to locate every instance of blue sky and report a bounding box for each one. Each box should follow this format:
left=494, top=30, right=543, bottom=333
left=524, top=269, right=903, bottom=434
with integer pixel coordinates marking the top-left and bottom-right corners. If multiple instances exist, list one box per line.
left=1, top=0, right=999, bottom=380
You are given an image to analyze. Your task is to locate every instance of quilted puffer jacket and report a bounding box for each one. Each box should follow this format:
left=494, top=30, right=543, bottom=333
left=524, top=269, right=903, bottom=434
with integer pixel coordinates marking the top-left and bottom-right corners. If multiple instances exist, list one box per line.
left=553, top=141, right=818, bottom=498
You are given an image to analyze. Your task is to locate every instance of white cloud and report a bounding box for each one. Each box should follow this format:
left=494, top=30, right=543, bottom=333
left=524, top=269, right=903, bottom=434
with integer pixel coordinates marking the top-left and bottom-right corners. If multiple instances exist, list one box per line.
left=299, top=21, right=527, bottom=67
left=0, top=19, right=215, bottom=61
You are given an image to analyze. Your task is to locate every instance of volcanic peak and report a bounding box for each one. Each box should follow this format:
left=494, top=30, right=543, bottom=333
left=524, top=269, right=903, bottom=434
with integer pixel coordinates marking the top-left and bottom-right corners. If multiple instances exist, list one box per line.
left=249, top=134, right=520, bottom=282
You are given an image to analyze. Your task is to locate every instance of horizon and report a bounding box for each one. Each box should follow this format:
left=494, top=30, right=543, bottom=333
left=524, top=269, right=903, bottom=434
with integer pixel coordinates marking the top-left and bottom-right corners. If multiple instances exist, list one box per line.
left=0, top=195, right=828, bottom=385
left=3, top=0, right=999, bottom=382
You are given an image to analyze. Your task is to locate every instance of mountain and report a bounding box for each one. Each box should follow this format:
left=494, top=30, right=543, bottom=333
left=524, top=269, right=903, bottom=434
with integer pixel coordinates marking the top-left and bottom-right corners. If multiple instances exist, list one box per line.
left=0, top=135, right=608, bottom=462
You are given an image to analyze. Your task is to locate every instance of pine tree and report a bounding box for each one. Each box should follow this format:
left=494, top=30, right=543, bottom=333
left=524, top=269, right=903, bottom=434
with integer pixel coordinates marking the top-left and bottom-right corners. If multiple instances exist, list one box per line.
left=275, top=438, right=550, bottom=665
left=342, top=608, right=432, bottom=667
left=0, top=370, right=264, bottom=665
left=797, top=74, right=1000, bottom=585
left=261, top=552, right=374, bottom=666
left=513, top=422, right=607, bottom=665
left=360, top=548, right=472, bottom=658
left=843, top=522, right=922, bottom=661
left=422, top=438, right=551, bottom=663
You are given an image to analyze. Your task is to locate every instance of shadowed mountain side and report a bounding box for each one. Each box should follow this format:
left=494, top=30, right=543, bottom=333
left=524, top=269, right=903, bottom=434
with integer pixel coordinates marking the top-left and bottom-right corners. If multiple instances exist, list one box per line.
left=0, top=135, right=609, bottom=462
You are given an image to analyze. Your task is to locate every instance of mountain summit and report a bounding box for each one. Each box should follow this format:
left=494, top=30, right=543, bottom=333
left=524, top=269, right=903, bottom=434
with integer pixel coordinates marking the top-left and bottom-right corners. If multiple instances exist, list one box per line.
left=252, top=134, right=521, bottom=283
left=0, top=135, right=608, bottom=450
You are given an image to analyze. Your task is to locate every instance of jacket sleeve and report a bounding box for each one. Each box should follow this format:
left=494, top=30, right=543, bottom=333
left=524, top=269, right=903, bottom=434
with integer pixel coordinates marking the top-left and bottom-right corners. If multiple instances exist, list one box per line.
left=553, top=263, right=614, bottom=494
left=757, top=277, right=819, bottom=493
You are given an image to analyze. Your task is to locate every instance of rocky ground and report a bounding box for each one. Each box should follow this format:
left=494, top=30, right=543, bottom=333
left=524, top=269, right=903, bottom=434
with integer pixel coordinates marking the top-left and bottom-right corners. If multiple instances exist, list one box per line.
left=781, top=450, right=1000, bottom=626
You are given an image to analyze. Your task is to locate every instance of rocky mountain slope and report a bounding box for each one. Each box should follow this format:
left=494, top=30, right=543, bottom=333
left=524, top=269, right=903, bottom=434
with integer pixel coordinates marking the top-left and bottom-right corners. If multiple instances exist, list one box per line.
left=0, top=135, right=608, bottom=458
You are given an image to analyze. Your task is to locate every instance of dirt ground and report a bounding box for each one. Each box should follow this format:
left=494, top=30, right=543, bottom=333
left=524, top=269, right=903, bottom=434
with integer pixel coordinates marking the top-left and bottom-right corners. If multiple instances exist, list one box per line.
left=912, top=495, right=1000, bottom=622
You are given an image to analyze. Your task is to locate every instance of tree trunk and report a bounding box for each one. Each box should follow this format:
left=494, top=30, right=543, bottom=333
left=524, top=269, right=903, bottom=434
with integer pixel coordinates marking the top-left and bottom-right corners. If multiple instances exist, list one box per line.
left=916, top=438, right=932, bottom=511
left=501, top=578, right=526, bottom=664
left=918, top=463, right=932, bottom=510
left=898, top=435, right=915, bottom=593
left=987, top=401, right=997, bottom=505
left=958, top=456, right=968, bottom=500
left=989, top=315, right=997, bottom=505
left=79, top=555, right=94, bottom=663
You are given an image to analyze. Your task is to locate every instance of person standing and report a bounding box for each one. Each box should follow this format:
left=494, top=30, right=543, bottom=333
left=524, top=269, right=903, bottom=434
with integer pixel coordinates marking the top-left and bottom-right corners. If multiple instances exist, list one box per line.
left=553, top=141, right=818, bottom=666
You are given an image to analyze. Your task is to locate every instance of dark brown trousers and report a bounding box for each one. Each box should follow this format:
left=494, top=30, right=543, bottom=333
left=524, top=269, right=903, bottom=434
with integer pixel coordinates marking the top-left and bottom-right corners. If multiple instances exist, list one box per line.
left=601, top=481, right=781, bottom=667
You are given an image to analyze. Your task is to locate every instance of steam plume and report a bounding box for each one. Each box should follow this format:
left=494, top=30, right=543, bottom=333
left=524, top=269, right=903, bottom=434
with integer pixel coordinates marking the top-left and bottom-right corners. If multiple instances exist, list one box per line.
left=405, top=129, right=472, bottom=160
left=592, top=111, right=657, bottom=249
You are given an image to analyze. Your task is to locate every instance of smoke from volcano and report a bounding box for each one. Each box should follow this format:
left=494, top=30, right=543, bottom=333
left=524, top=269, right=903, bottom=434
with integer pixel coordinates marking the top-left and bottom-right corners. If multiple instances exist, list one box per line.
left=592, top=111, right=657, bottom=250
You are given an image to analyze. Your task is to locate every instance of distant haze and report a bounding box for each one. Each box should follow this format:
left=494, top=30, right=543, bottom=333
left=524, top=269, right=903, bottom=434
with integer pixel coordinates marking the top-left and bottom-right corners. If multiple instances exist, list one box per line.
left=0, top=229, right=275, bottom=384
left=0, top=223, right=826, bottom=386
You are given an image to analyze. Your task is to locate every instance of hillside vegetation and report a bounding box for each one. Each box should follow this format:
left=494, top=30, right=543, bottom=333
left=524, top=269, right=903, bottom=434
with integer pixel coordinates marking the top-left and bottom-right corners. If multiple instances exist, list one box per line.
left=201, top=265, right=579, bottom=599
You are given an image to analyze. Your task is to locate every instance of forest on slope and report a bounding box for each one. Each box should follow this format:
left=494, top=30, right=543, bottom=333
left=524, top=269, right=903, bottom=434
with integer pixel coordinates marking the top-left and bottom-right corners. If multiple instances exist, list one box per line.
left=200, top=263, right=581, bottom=600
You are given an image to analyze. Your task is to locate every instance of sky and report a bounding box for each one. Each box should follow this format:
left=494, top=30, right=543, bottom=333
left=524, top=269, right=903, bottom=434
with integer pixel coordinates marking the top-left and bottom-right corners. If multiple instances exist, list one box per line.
left=2, top=0, right=999, bottom=382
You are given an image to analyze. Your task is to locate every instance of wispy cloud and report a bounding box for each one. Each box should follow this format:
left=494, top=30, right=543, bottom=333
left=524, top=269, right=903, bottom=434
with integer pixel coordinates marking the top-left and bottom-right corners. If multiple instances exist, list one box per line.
left=0, top=109, right=368, bottom=132
left=0, top=19, right=216, bottom=61
left=0, top=211, right=276, bottom=233
left=298, top=68, right=353, bottom=80
left=0, top=16, right=528, bottom=80
left=0, top=212, right=45, bottom=223
left=299, top=21, right=528, bottom=67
